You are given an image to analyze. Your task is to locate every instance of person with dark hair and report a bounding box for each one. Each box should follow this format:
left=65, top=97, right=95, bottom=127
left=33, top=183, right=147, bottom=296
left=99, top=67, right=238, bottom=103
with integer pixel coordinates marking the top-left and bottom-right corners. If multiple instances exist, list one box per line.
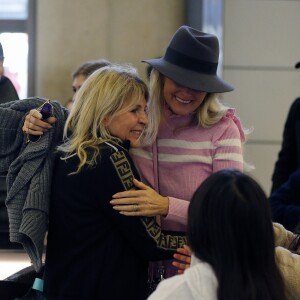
left=66, top=59, right=111, bottom=109
left=149, top=169, right=285, bottom=300
left=0, top=42, right=19, bottom=104
left=171, top=222, right=300, bottom=300
left=270, top=61, right=300, bottom=193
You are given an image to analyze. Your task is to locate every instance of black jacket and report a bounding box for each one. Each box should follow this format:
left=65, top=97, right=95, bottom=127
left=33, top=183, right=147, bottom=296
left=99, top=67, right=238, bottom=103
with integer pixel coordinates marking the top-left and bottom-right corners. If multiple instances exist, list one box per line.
left=43, top=140, right=186, bottom=300
left=270, top=168, right=300, bottom=231
left=271, top=97, right=300, bottom=193
left=0, top=76, right=19, bottom=104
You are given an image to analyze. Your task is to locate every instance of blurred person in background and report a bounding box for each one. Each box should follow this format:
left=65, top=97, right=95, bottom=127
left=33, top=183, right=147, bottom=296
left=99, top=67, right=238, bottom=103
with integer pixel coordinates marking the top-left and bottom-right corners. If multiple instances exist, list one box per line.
left=66, top=59, right=111, bottom=110
left=271, top=61, right=300, bottom=193
left=0, top=42, right=19, bottom=104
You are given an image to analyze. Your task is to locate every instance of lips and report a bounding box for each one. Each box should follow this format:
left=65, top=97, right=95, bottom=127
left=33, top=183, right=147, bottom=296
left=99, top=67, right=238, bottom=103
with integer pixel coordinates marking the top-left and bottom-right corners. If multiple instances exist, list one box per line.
left=175, top=95, right=192, bottom=104
left=131, top=129, right=144, bottom=138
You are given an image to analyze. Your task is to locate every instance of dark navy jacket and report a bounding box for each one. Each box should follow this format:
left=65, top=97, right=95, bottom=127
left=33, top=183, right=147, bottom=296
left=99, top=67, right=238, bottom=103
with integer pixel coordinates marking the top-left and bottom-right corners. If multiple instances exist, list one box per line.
left=271, top=97, right=300, bottom=193
left=270, top=168, right=300, bottom=231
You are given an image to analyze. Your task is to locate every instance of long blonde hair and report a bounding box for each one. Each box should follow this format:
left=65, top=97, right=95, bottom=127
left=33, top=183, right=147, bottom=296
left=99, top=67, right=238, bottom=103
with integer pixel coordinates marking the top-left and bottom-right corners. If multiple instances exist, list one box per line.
left=58, top=64, right=149, bottom=173
left=144, top=69, right=229, bottom=143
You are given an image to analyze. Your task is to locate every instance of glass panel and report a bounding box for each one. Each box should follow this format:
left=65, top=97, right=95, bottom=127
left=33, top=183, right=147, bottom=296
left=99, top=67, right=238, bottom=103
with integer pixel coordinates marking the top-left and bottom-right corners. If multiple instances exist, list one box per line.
left=0, top=0, right=28, bottom=20
left=202, top=0, right=224, bottom=76
left=0, top=32, right=28, bottom=98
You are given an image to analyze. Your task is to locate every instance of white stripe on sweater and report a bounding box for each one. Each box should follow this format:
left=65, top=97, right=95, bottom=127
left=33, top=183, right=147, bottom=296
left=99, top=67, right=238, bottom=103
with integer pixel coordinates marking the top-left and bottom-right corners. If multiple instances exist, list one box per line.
left=132, top=150, right=215, bottom=164
left=159, top=153, right=212, bottom=164
left=131, top=148, right=243, bottom=164
left=217, top=138, right=242, bottom=147
left=214, top=152, right=243, bottom=162
left=157, top=139, right=211, bottom=149
left=157, top=138, right=241, bottom=149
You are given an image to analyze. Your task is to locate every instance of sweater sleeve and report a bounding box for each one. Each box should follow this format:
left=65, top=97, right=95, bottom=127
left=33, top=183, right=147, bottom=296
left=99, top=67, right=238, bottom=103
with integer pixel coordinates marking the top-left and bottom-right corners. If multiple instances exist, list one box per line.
left=212, top=109, right=244, bottom=172
left=1, top=98, right=69, bottom=272
left=163, top=196, right=189, bottom=225
left=0, top=104, right=27, bottom=173
left=273, top=222, right=296, bottom=248
left=275, top=246, right=300, bottom=300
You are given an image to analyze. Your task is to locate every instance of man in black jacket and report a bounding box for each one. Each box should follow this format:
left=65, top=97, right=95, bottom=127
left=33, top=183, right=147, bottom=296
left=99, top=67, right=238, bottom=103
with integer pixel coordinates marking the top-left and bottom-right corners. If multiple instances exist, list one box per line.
left=271, top=61, right=300, bottom=193
left=0, top=42, right=19, bottom=104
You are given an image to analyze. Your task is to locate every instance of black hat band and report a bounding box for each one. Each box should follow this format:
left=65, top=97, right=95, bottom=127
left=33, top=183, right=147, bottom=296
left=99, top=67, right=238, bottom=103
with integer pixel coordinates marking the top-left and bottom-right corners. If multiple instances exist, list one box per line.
left=164, top=47, right=218, bottom=75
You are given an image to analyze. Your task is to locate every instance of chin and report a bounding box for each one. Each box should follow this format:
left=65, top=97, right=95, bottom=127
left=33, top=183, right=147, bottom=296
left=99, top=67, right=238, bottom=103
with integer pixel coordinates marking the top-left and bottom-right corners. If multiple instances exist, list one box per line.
left=173, top=109, right=192, bottom=116
left=169, top=105, right=192, bottom=116
left=130, top=140, right=141, bottom=148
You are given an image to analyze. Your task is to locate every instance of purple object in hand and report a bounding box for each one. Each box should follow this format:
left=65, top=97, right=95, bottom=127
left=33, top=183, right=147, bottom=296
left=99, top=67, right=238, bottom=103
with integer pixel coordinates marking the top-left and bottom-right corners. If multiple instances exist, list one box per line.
left=40, top=102, right=53, bottom=119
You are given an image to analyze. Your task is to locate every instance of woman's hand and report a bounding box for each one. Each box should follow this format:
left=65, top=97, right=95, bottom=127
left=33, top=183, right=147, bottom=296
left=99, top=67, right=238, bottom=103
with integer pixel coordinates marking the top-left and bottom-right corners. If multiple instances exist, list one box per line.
left=172, top=245, right=192, bottom=274
left=22, top=109, right=57, bottom=135
left=110, top=179, right=169, bottom=217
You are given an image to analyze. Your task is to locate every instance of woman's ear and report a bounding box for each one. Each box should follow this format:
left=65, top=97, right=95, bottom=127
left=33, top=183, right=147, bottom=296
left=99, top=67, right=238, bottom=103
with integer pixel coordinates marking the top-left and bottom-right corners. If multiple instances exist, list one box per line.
left=103, top=116, right=110, bottom=126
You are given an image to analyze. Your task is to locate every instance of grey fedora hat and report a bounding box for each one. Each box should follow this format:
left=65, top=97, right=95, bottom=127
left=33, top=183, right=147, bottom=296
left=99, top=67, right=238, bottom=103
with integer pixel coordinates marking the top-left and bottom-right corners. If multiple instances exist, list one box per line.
left=143, top=25, right=234, bottom=93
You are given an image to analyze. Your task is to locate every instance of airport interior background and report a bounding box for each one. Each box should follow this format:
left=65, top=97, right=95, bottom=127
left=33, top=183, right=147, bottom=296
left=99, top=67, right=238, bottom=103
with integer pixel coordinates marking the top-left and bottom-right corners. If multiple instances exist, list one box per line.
left=0, top=0, right=300, bottom=281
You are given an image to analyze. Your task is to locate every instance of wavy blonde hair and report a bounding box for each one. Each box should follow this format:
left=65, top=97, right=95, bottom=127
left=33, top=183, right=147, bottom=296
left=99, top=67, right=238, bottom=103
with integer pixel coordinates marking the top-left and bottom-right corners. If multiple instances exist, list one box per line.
left=58, top=64, right=149, bottom=173
left=144, top=69, right=229, bottom=143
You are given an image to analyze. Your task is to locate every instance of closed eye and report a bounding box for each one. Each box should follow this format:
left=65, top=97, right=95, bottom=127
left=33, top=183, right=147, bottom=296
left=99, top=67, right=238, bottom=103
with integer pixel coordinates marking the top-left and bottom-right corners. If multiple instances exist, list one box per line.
left=131, top=105, right=147, bottom=114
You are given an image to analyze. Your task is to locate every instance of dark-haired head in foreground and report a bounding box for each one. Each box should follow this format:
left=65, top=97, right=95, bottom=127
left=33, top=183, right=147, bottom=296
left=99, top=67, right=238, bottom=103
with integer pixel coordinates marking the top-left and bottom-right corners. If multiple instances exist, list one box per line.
left=188, top=169, right=285, bottom=300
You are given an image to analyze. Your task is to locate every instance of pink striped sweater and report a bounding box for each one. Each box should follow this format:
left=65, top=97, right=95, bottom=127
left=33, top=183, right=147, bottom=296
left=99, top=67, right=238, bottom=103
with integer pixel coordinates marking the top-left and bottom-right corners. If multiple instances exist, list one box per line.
left=131, top=107, right=245, bottom=232
left=130, top=106, right=245, bottom=277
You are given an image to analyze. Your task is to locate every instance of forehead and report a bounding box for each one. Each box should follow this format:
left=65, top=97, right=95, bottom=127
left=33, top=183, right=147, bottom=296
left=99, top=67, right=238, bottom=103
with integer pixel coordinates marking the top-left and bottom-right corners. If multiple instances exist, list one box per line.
left=72, top=74, right=87, bottom=87
left=123, top=95, right=147, bottom=109
left=132, top=95, right=147, bottom=106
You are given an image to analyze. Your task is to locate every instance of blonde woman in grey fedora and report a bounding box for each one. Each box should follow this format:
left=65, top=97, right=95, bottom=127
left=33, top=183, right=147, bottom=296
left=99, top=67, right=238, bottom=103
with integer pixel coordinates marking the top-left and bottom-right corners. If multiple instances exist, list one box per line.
left=110, top=25, right=247, bottom=280
left=22, top=26, right=246, bottom=282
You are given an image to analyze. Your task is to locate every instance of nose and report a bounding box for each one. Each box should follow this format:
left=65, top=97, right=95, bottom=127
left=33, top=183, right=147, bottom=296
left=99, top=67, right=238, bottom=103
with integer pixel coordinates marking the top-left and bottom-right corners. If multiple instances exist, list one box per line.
left=138, top=111, right=148, bottom=125
left=182, top=86, right=196, bottom=95
left=177, top=82, right=202, bottom=95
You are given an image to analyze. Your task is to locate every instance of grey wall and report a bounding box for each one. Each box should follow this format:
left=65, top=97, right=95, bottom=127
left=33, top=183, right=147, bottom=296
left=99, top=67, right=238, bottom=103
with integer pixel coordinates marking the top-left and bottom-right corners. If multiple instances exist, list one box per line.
left=35, top=0, right=185, bottom=104
left=223, top=0, right=300, bottom=195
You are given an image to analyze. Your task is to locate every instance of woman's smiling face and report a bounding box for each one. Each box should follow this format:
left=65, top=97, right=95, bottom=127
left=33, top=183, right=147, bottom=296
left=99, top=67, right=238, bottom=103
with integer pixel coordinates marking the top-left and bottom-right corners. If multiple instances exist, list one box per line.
left=163, top=77, right=207, bottom=115
left=105, top=96, right=148, bottom=148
